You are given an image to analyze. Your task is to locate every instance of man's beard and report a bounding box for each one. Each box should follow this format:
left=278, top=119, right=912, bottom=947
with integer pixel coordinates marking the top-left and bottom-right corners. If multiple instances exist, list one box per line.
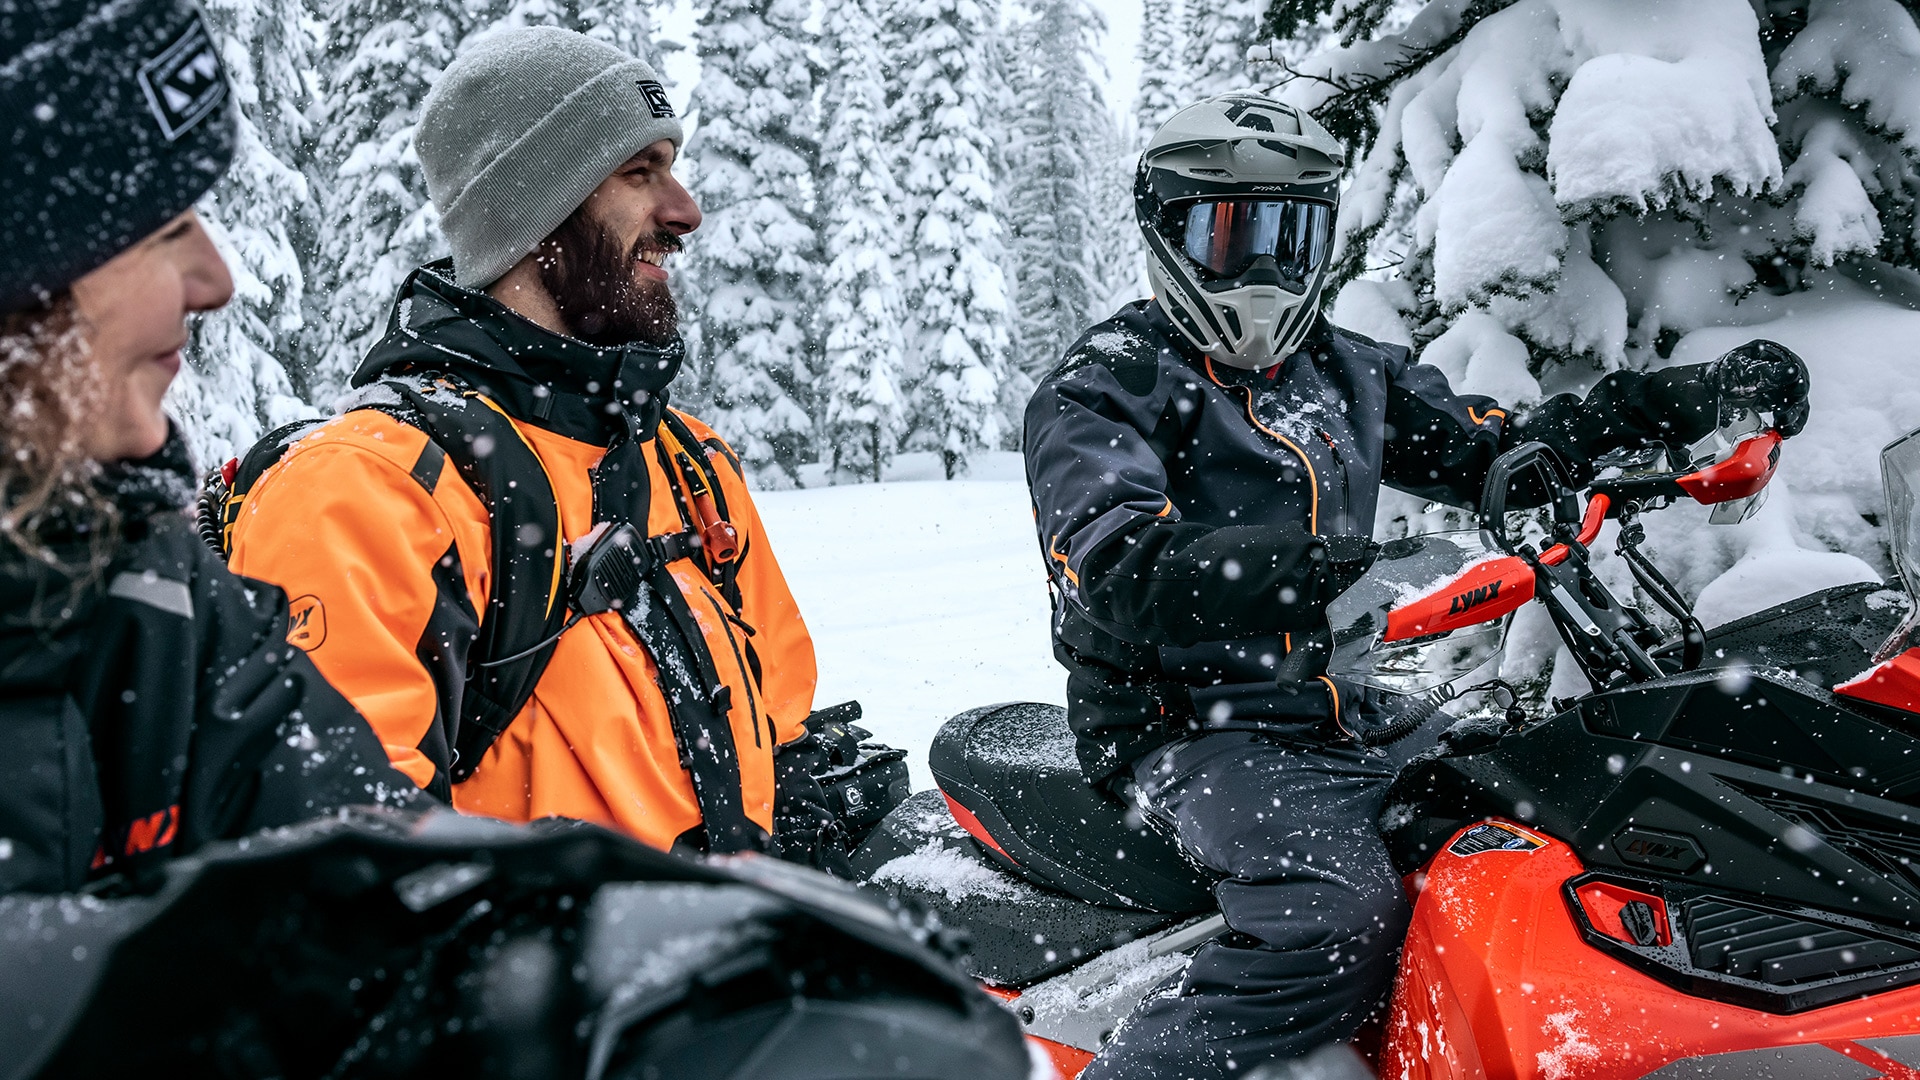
left=534, top=206, right=681, bottom=348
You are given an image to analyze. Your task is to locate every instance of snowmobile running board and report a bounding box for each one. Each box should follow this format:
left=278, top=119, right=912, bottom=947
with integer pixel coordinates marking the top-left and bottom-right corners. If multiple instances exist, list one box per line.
left=998, top=913, right=1227, bottom=1054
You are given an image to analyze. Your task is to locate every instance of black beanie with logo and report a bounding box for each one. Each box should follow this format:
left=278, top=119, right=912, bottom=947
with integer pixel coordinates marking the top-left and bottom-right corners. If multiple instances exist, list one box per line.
left=1, top=0, right=235, bottom=313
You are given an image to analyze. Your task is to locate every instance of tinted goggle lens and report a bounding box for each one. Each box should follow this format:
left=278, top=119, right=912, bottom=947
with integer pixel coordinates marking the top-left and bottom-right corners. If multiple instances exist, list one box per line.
left=1178, top=199, right=1332, bottom=284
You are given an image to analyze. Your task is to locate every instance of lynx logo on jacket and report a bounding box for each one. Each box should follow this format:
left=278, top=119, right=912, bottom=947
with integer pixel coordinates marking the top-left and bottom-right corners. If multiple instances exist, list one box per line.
left=286, top=594, right=328, bottom=652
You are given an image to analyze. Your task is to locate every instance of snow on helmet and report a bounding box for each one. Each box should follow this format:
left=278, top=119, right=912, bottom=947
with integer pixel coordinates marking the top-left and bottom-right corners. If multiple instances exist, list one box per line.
left=1136, top=93, right=1345, bottom=369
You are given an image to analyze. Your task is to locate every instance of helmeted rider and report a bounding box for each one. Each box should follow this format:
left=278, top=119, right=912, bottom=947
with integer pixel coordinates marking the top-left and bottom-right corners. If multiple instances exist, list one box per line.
left=1023, top=93, right=1810, bottom=1079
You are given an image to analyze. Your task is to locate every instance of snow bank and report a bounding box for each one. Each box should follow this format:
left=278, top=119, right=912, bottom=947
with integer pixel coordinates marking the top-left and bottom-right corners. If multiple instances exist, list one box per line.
left=756, top=452, right=1064, bottom=786
left=1694, top=546, right=1879, bottom=629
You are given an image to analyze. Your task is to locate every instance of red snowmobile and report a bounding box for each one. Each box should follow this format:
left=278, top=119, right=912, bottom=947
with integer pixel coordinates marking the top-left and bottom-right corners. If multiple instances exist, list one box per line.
left=854, top=412, right=1920, bottom=1078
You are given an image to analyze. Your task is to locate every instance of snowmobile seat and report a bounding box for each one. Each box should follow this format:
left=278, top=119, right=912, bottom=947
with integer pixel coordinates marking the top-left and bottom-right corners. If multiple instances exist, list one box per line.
left=926, top=702, right=1216, bottom=914
left=850, top=790, right=1185, bottom=987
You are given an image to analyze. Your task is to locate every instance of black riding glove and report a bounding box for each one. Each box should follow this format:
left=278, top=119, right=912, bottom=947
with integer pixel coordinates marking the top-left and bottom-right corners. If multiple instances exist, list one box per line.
left=1706, top=339, right=1810, bottom=437
left=1644, top=339, right=1811, bottom=448
left=1317, top=534, right=1381, bottom=600
left=767, top=735, right=854, bottom=879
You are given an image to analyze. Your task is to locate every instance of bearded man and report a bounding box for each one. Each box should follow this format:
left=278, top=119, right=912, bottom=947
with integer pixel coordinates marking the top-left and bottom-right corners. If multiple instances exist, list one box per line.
left=228, top=26, right=839, bottom=868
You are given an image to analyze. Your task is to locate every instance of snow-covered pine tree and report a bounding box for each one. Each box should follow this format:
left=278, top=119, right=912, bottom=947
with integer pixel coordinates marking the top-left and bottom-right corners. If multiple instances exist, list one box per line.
left=1090, top=110, right=1148, bottom=314
left=1134, top=0, right=1185, bottom=138
left=172, top=0, right=321, bottom=467
left=1003, top=0, right=1109, bottom=377
left=679, top=0, right=820, bottom=483
left=892, top=0, right=1016, bottom=478
left=303, top=0, right=466, bottom=403
left=1261, top=0, right=1920, bottom=669
left=1184, top=0, right=1263, bottom=100
left=818, top=0, right=907, bottom=482
left=569, top=0, right=656, bottom=54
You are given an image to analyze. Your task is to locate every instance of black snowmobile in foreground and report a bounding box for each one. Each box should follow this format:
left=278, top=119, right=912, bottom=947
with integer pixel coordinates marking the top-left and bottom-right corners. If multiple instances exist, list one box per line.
left=854, top=412, right=1920, bottom=1078
left=0, top=806, right=1029, bottom=1080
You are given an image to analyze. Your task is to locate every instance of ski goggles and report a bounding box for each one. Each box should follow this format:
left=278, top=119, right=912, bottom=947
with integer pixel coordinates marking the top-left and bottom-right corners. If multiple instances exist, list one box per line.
left=1176, top=198, right=1333, bottom=287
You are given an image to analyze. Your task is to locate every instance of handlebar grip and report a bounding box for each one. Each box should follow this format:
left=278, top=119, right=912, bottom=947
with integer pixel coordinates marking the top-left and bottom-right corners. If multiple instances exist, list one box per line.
left=1479, top=442, right=1581, bottom=554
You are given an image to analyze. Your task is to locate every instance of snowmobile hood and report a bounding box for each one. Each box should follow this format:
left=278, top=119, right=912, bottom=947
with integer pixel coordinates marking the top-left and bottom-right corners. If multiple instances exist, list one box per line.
left=353, top=260, right=686, bottom=443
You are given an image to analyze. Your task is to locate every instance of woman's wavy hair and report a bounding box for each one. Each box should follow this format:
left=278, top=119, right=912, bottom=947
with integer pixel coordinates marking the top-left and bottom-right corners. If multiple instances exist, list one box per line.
left=0, top=294, right=113, bottom=566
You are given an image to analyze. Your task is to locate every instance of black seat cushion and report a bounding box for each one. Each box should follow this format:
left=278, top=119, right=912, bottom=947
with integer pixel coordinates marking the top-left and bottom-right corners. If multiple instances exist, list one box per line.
left=851, top=790, right=1182, bottom=987
left=927, top=703, right=1216, bottom=913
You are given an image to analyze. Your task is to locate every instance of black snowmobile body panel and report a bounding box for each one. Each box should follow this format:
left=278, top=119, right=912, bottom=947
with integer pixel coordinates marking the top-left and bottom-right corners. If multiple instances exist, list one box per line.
left=2, top=808, right=1030, bottom=1080
left=1659, top=580, right=1907, bottom=688
left=853, top=790, right=1182, bottom=988
left=924, top=702, right=1215, bottom=913
left=1382, top=582, right=1920, bottom=1011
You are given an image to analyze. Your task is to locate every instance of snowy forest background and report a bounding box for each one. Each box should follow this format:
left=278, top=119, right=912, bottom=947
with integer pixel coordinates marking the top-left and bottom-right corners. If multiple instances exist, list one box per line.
left=178, top=0, right=1920, bottom=647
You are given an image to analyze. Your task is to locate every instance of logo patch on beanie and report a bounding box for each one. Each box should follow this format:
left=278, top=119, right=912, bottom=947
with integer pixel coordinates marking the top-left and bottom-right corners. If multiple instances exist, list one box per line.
left=637, top=80, right=675, bottom=119
left=137, top=14, right=227, bottom=142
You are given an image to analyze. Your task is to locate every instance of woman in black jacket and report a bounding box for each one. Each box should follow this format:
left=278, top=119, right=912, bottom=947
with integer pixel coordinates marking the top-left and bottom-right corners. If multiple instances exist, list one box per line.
left=0, top=0, right=415, bottom=895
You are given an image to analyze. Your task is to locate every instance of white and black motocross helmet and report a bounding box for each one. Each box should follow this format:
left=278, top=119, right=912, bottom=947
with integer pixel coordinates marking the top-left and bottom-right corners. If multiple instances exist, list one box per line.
left=1137, top=93, right=1346, bottom=369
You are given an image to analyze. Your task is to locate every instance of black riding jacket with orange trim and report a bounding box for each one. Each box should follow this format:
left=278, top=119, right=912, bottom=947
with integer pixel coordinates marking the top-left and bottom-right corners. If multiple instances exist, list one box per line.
left=1024, top=300, right=1716, bottom=785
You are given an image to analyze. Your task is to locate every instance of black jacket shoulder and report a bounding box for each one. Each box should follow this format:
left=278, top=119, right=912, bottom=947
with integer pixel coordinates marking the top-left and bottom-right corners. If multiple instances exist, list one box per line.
left=1049, top=302, right=1174, bottom=397
left=0, top=456, right=415, bottom=895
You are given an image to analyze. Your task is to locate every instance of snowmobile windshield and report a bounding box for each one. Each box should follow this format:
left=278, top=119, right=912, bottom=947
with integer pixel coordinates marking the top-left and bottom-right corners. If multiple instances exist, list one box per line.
left=1877, top=426, right=1920, bottom=659
left=1177, top=198, right=1331, bottom=288
left=1326, top=530, right=1512, bottom=696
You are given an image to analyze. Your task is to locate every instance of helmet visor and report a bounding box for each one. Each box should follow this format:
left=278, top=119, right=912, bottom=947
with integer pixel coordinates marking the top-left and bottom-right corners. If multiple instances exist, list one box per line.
left=1179, top=199, right=1332, bottom=287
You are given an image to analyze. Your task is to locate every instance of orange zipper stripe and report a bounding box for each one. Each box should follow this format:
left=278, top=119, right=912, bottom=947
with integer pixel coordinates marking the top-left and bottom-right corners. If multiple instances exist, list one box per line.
left=1205, top=357, right=1320, bottom=535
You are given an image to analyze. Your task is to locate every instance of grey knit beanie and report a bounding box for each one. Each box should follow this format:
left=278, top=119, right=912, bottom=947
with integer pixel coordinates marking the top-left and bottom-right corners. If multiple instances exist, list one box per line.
left=416, top=25, right=683, bottom=290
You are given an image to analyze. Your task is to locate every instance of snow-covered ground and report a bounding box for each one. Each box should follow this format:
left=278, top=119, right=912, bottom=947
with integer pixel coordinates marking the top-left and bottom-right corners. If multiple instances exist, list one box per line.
left=757, top=452, right=1066, bottom=787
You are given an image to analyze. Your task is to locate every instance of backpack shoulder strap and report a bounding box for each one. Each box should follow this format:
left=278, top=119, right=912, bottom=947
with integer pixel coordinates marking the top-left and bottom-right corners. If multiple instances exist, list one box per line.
left=200, top=374, right=570, bottom=787
left=655, top=409, right=745, bottom=608
left=379, top=374, right=570, bottom=784
left=200, top=417, right=332, bottom=558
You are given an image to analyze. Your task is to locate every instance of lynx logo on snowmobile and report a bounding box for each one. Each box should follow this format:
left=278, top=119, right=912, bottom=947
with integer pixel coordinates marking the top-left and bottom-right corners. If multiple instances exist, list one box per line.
left=637, top=80, right=674, bottom=119
left=1611, top=827, right=1705, bottom=873
left=138, top=14, right=227, bottom=141
left=1447, top=580, right=1500, bottom=616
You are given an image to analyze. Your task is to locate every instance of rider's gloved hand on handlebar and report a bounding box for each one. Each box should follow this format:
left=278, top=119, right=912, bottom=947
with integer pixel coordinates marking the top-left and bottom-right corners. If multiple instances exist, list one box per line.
left=1646, top=339, right=1811, bottom=445
left=1707, top=339, right=1810, bottom=437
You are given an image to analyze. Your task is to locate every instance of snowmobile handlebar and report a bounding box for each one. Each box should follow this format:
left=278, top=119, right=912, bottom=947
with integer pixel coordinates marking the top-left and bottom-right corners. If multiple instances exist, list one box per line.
left=1588, top=431, right=1783, bottom=508
left=1481, top=430, right=1783, bottom=561
left=1477, top=442, right=1583, bottom=556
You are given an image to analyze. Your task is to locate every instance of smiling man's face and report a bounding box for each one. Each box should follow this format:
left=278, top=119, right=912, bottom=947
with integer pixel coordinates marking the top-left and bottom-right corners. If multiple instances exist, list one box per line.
left=528, top=139, right=701, bottom=346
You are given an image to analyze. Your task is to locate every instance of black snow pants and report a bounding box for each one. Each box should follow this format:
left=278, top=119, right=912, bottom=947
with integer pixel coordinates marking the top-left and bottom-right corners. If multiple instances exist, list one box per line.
left=1080, top=731, right=1425, bottom=1080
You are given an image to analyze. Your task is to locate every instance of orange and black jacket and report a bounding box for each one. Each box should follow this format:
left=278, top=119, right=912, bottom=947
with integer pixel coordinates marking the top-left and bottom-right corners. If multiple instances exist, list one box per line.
left=1024, top=300, right=1720, bottom=785
left=229, top=265, right=818, bottom=853
left=0, top=432, right=417, bottom=894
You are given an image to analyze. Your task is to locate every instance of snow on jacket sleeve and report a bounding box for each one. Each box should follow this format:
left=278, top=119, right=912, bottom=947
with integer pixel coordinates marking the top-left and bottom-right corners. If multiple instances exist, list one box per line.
left=1025, top=347, right=1334, bottom=650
